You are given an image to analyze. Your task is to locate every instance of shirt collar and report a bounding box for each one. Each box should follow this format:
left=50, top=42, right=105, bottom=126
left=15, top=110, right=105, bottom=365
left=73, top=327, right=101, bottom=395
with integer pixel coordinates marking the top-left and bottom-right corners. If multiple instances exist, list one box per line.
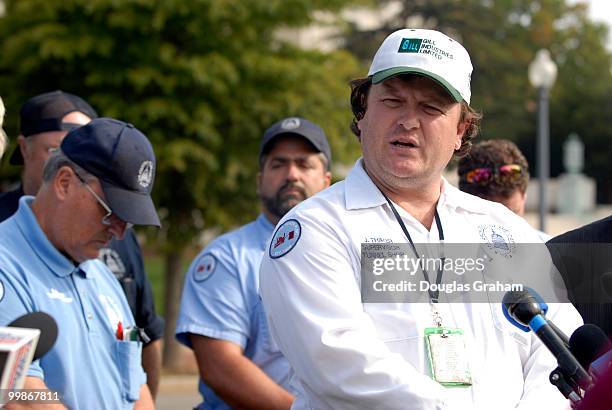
left=439, top=180, right=489, bottom=215
left=14, top=196, right=78, bottom=277
left=257, top=213, right=276, bottom=235
left=345, top=159, right=387, bottom=210
left=344, top=158, right=488, bottom=215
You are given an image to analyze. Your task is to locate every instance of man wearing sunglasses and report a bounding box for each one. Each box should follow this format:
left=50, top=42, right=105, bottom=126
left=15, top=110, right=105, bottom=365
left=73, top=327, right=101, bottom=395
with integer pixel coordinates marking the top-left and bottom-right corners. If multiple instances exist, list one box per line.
left=457, top=139, right=549, bottom=240
left=0, top=118, right=159, bottom=409
left=0, top=91, right=164, bottom=399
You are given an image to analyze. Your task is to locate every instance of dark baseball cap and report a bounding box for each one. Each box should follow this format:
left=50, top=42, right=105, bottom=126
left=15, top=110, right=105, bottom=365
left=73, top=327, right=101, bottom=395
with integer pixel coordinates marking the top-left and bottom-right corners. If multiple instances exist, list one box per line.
left=60, top=118, right=160, bottom=227
left=259, top=117, right=331, bottom=169
left=10, top=90, right=98, bottom=165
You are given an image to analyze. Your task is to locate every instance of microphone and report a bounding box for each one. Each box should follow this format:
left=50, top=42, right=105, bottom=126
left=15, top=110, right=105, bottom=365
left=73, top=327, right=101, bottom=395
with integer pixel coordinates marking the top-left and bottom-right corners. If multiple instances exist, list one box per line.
left=8, top=312, right=58, bottom=361
left=569, top=324, right=612, bottom=380
left=502, top=290, right=593, bottom=391
left=501, top=287, right=569, bottom=346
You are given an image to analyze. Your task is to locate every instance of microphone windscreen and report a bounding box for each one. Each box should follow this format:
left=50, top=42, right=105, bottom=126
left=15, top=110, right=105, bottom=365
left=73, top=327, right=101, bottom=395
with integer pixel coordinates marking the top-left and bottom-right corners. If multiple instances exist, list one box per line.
left=8, top=312, right=58, bottom=360
left=569, top=324, right=611, bottom=369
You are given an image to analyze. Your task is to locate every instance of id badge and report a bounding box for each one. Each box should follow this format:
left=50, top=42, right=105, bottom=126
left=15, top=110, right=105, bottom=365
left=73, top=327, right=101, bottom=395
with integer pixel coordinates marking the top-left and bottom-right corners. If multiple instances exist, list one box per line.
left=424, top=327, right=472, bottom=387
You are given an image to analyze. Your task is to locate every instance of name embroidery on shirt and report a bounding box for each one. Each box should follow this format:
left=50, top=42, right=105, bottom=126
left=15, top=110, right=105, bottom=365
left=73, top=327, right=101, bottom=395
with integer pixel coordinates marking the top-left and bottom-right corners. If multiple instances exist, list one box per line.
left=269, top=219, right=301, bottom=259
left=46, top=288, right=73, bottom=303
left=193, top=254, right=217, bottom=282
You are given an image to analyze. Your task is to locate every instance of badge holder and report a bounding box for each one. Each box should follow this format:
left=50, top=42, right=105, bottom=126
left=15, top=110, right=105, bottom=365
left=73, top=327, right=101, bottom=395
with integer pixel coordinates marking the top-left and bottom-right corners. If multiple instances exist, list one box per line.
left=424, top=327, right=472, bottom=387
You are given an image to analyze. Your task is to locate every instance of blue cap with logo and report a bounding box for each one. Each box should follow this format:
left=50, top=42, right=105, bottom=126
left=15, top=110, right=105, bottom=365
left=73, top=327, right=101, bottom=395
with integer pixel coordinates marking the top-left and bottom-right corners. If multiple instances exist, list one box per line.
left=60, top=118, right=160, bottom=227
left=259, top=117, right=331, bottom=170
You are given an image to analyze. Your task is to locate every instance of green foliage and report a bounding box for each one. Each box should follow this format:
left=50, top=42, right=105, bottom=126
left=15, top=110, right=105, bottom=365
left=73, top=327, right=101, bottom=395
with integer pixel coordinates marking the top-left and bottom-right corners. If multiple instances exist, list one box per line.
left=344, top=0, right=612, bottom=201
left=0, top=0, right=361, bottom=247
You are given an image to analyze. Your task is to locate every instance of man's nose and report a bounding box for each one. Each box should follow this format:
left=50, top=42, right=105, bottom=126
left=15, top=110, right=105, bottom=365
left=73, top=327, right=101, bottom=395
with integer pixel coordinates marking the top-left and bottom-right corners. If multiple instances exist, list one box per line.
left=397, top=105, right=420, bottom=131
left=108, top=216, right=128, bottom=240
left=285, top=163, right=300, bottom=181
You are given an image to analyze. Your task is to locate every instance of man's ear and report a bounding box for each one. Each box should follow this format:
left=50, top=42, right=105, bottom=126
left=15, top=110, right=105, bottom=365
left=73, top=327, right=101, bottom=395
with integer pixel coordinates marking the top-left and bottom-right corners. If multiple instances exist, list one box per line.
left=17, top=135, right=28, bottom=160
left=256, top=172, right=262, bottom=196
left=324, top=171, right=332, bottom=188
left=455, top=120, right=468, bottom=150
left=53, top=166, right=75, bottom=201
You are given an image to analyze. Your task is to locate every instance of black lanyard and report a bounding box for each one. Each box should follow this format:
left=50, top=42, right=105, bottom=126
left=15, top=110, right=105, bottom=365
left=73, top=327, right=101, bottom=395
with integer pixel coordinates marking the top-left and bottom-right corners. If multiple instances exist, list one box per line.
left=381, top=193, right=445, bottom=303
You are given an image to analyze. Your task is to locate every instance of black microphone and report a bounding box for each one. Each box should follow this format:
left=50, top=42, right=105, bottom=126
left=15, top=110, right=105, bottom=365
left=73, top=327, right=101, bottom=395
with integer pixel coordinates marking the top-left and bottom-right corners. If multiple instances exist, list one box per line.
left=8, top=312, right=58, bottom=360
left=502, top=290, right=593, bottom=391
left=569, top=324, right=612, bottom=379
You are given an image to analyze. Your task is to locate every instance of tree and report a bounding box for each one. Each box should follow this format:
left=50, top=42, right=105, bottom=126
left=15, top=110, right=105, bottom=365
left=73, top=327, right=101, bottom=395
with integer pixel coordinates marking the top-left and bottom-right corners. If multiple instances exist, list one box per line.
left=0, top=0, right=361, bottom=367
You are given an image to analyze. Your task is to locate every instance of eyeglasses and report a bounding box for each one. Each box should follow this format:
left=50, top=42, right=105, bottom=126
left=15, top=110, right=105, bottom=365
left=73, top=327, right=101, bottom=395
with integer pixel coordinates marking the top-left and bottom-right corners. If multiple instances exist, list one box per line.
left=461, top=164, right=524, bottom=185
left=73, top=171, right=115, bottom=226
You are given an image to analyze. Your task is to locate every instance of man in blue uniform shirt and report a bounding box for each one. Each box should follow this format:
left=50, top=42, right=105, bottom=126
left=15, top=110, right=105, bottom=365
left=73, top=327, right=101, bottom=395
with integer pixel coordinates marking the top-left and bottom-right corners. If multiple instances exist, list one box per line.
left=0, top=118, right=160, bottom=409
left=176, top=117, right=332, bottom=409
left=0, top=91, right=164, bottom=398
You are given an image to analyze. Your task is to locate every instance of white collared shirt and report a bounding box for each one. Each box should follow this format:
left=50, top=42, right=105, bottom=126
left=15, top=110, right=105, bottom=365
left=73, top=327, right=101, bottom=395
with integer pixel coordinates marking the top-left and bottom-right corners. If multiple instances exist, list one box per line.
left=259, top=159, right=581, bottom=410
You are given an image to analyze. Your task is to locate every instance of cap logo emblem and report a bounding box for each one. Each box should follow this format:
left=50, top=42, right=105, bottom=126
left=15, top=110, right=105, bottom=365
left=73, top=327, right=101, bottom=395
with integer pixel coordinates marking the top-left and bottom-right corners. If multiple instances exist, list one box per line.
left=398, top=38, right=454, bottom=61
left=137, top=160, right=154, bottom=188
left=281, top=118, right=300, bottom=130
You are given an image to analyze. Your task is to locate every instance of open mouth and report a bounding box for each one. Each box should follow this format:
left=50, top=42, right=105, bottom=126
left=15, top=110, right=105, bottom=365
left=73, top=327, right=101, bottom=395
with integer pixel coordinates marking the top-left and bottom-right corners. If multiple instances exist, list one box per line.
left=391, top=140, right=418, bottom=148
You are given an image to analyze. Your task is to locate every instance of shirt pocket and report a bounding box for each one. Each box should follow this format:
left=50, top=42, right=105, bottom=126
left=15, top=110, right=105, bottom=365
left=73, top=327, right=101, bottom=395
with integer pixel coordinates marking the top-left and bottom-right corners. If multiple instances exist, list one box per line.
left=114, top=340, right=144, bottom=402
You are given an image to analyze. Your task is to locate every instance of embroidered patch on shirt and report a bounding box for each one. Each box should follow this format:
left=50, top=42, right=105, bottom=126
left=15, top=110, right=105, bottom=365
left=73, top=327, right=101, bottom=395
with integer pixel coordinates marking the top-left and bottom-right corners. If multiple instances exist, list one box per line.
left=478, top=224, right=516, bottom=258
left=46, top=288, right=73, bottom=303
left=270, top=219, right=301, bottom=259
left=193, top=254, right=217, bottom=282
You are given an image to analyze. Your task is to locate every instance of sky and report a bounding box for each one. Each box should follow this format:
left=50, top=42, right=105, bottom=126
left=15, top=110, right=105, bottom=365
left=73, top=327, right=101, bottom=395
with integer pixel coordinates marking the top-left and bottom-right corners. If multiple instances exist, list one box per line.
left=572, top=0, right=612, bottom=49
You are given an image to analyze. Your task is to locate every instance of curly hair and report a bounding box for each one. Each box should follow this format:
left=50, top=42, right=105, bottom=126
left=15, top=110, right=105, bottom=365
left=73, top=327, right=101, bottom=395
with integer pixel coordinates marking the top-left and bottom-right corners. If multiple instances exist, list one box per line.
left=349, top=75, right=482, bottom=158
left=457, top=139, right=530, bottom=198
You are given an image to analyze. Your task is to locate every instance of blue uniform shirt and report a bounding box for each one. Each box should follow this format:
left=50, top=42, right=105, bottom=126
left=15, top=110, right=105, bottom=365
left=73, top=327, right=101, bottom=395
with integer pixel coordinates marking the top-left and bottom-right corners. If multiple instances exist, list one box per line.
left=0, top=186, right=164, bottom=344
left=176, top=214, right=291, bottom=410
left=0, top=197, right=146, bottom=409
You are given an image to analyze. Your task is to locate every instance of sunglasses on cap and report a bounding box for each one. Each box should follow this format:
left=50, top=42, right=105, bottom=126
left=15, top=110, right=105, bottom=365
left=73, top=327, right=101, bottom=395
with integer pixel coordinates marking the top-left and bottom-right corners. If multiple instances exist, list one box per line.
left=461, top=164, right=524, bottom=185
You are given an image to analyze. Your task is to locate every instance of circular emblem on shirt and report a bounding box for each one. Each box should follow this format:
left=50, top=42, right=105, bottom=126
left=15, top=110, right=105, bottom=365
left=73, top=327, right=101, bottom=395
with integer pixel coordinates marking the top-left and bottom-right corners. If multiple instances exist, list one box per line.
left=281, top=117, right=300, bottom=130
left=479, top=224, right=516, bottom=258
left=137, top=160, right=154, bottom=188
left=0, top=280, right=4, bottom=303
left=98, top=248, right=127, bottom=280
left=269, top=219, right=301, bottom=259
left=193, top=254, right=217, bottom=282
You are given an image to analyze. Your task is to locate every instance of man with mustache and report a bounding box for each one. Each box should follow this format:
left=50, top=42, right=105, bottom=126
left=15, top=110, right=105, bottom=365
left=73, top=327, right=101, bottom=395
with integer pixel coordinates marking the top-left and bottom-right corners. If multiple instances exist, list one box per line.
left=0, top=118, right=158, bottom=409
left=176, top=117, right=331, bottom=410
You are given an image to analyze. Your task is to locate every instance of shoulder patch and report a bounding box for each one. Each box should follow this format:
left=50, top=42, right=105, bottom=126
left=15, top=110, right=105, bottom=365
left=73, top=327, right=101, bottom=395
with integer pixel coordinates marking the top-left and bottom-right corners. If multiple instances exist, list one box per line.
left=0, top=280, right=4, bottom=302
left=193, top=254, right=217, bottom=282
left=270, top=219, right=301, bottom=259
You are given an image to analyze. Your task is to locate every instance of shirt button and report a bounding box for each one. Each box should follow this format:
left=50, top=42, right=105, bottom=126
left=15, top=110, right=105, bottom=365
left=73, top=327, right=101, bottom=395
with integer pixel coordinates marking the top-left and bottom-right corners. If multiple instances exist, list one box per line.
left=87, top=313, right=93, bottom=320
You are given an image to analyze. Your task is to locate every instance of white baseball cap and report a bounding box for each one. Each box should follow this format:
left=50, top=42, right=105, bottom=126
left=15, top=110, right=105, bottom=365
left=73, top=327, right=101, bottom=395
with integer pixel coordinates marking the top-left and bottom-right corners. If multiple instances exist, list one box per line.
left=368, top=28, right=473, bottom=104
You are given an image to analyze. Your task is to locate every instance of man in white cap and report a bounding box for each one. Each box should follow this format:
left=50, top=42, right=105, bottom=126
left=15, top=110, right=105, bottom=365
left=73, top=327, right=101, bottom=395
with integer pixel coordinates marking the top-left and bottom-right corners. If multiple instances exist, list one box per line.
left=259, top=29, right=582, bottom=409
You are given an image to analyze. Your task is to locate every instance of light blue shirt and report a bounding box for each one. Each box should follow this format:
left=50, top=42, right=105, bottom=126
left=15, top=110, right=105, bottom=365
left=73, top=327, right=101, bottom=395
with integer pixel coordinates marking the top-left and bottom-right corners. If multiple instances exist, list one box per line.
left=0, top=196, right=146, bottom=410
left=176, top=214, right=290, bottom=410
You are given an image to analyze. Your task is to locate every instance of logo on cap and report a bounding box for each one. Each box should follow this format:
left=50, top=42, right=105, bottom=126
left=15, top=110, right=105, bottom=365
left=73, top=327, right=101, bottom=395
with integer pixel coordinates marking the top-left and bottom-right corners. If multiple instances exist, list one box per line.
left=281, top=118, right=301, bottom=130
left=137, top=160, right=154, bottom=188
left=399, top=38, right=422, bottom=53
